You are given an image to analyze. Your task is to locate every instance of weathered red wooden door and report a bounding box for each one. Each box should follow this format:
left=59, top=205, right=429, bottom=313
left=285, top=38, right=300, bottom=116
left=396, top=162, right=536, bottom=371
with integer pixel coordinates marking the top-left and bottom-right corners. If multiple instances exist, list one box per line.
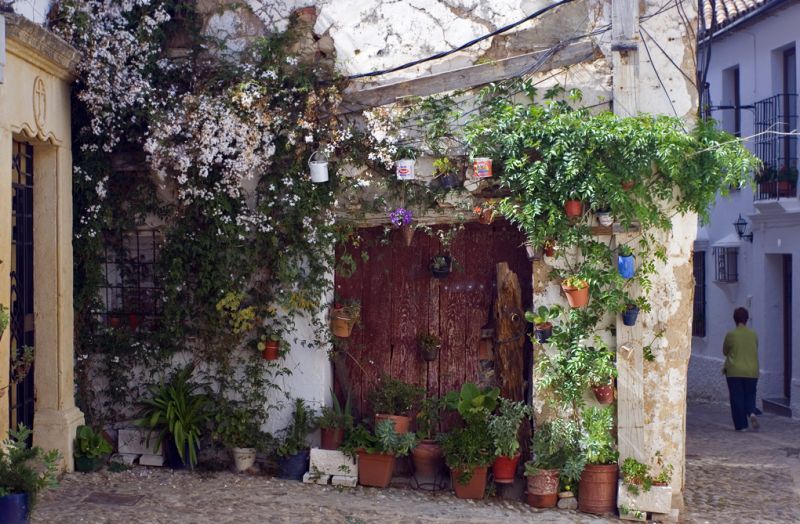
left=334, top=221, right=532, bottom=416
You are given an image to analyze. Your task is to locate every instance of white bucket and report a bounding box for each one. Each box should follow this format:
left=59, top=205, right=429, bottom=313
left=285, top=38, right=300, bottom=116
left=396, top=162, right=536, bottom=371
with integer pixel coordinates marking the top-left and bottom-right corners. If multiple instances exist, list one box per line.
left=396, top=158, right=416, bottom=180
left=231, top=447, right=257, bottom=472
left=309, top=150, right=329, bottom=183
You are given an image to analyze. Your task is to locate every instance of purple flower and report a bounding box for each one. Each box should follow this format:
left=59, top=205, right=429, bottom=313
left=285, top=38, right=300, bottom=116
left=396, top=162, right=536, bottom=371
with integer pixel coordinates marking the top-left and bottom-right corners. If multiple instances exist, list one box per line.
left=389, top=207, right=413, bottom=226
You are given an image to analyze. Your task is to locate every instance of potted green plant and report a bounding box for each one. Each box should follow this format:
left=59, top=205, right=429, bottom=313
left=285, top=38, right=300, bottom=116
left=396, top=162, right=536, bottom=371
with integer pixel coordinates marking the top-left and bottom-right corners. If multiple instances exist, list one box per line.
left=213, top=404, right=265, bottom=472
left=411, top=396, right=446, bottom=477
left=276, top=398, right=318, bottom=481
left=344, top=420, right=416, bottom=488
left=573, top=406, right=619, bottom=515
left=390, top=207, right=415, bottom=246
left=257, top=331, right=282, bottom=361
left=433, top=157, right=462, bottom=189
left=488, top=397, right=531, bottom=484
left=561, top=275, right=589, bottom=308
left=427, top=223, right=463, bottom=279
left=73, top=425, right=112, bottom=472
left=525, top=305, right=557, bottom=344
left=368, top=376, right=424, bottom=434
left=584, top=347, right=617, bottom=405
left=137, top=364, right=209, bottom=470
left=622, top=302, right=640, bottom=326
left=618, top=245, right=635, bottom=279
left=564, top=198, right=583, bottom=218
left=524, top=418, right=579, bottom=508
left=430, top=255, right=453, bottom=278
left=0, top=425, right=60, bottom=524
left=593, top=205, right=614, bottom=227
left=418, top=333, right=441, bottom=362
left=330, top=300, right=360, bottom=338
left=318, top=389, right=353, bottom=450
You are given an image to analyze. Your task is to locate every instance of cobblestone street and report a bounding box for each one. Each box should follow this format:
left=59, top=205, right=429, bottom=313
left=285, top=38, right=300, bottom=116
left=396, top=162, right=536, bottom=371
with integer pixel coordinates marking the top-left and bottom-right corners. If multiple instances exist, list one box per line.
left=31, top=402, right=799, bottom=523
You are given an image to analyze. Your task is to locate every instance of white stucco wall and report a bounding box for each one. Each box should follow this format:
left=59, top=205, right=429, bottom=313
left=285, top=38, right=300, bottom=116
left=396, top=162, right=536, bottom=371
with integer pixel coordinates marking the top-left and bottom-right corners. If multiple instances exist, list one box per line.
left=11, top=0, right=53, bottom=24
left=691, top=1, right=800, bottom=417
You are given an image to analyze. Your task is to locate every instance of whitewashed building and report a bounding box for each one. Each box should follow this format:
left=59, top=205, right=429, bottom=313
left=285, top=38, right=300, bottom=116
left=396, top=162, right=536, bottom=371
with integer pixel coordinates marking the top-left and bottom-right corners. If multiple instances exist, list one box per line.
left=691, top=0, right=799, bottom=418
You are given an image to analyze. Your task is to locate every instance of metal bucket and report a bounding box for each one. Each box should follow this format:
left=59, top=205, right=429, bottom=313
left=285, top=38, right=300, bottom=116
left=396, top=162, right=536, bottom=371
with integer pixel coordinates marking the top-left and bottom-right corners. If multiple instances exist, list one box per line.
left=308, top=150, right=329, bottom=183
left=396, top=158, right=416, bottom=180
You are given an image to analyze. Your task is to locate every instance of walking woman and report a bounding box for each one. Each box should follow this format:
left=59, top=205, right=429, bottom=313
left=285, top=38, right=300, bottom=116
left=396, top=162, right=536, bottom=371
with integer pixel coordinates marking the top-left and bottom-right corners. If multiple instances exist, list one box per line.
left=723, top=307, right=760, bottom=432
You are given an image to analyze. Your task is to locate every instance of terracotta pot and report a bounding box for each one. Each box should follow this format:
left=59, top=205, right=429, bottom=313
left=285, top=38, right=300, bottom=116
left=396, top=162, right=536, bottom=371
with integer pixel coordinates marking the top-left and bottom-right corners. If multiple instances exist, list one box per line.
left=128, top=314, right=140, bottom=330
left=492, top=453, right=520, bottom=484
left=578, top=464, right=619, bottom=514
left=564, top=200, right=583, bottom=218
left=526, top=468, right=560, bottom=508
left=108, top=315, right=122, bottom=328
left=478, top=209, right=495, bottom=225
left=330, top=309, right=356, bottom=337
left=543, top=241, right=556, bottom=257
left=591, top=384, right=615, bottom=405
left=451, top=466, right=488, bottom=499
left=374, top=414, right=411, bottom=434
left=622, top=179, right=636, bottom=190
left=561, top=281, right=589, bottom=308
left=411, top=439, right=444, bottom=477
left=357, top=451, right=396, bottom=488
left=262, top=340, right=279, bottom=361
left=400, top=224, right=414, bottom=246
left=320, top=427, right=344, bottom=450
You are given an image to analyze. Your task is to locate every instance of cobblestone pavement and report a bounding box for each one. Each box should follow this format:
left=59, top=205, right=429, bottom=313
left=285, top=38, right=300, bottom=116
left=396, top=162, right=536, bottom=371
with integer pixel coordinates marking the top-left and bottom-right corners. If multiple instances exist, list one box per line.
left=31, top=401, right=799, bottom=523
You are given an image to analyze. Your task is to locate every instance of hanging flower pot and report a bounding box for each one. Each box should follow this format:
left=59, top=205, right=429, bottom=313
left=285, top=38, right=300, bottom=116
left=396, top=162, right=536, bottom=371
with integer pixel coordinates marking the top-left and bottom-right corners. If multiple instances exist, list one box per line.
left=473, top=157, right=492, bottom=178
left=419, top=333, right=441, bottom=362
left=595, top=211, right=614, bottom=227
left=622, top=304, right=639, bottom=326
left=618, top=251, right=635, bottom=279
left=438, top=171, right=462, bottom=189
left=261, top=340, right=279, bottom=361
left=389, top=208, right=414, bottom=246
left=430, top=255, right=452, bottom=279
left=543, top=240, right=556, bottom=257
left=561, top=278, right=589, bottom=308
left=564, top=200, right=583, bottom=218
left=396, top=158, right=416, bottom=180
left=621, top=179, right=636, bottom=190
left=533, top=322, right=553, bottom=344
left=591, top=384, right=615, bottom=405
left=330, top=305, right=359, bottom=337
left=400, top=224, right=415, bottom=246
left=308, top=150, right=329, bottom=183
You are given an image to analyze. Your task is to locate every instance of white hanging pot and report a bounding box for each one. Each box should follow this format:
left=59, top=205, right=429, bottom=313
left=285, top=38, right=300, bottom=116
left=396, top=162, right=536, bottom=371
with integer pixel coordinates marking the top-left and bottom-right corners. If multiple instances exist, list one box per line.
left=396, top=158, right=416, bottom=180
left=308, top=150, right=329, bottom=183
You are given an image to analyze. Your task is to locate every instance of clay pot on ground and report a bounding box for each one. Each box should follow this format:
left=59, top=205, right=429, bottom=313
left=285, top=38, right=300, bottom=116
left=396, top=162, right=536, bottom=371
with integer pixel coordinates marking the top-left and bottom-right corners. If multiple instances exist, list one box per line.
left=374, top=414, right=411, bottom=434
left=591, top=384, right=615, bottom=405
left=451, top=466, right=488, bottom=499
left=564, top=200, right=583, bottom=218
left=320, top=427, right=344, bottom=450
left=578, top=464, right=618, bottom=514
left=526, top=468, right=560, bottom=508
left=357, top=451, right=396, bottom=488
left=231, top=447, right=256, bottom=472
left=561, top=280, right=590, bottom=308
left=492, top=453, right=521, bottom=484
left=262, top=340, right=279, bottom=361
left=411, top=439, right=444, bottom=477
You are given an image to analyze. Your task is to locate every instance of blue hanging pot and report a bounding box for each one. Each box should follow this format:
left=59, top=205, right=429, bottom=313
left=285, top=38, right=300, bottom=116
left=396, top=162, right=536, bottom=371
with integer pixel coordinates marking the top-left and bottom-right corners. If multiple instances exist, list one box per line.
left=0, top=493, right=29, bottom=524
left=618, top=255, right=635, bottom=279
left=622, top=305, right=639, bottom=326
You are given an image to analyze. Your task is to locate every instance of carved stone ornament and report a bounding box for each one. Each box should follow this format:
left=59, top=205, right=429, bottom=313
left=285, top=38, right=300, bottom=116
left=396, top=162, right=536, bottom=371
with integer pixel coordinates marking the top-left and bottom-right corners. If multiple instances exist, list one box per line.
left=33, top=76, right=47, bottom=131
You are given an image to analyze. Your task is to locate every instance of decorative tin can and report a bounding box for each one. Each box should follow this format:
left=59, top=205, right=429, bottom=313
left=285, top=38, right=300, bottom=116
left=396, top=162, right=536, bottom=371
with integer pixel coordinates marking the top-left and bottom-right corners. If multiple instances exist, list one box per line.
left=396, top=159, right=416, bottom=180
left=473, top=157, right=492, bottom=178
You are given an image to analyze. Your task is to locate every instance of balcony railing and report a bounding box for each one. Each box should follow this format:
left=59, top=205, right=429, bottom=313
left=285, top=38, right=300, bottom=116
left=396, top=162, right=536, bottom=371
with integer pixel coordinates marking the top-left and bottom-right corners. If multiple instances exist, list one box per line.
left=754, top=94, right=798, bottom=200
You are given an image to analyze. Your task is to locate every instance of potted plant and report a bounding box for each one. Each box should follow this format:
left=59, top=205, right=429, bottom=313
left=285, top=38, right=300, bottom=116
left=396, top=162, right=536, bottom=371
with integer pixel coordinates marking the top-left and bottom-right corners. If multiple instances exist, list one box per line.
left=583, top=346, right=617, bottom=405
left=389, top=207, right=415, bottom=246
left=0, top=425, right=60, bottom=524
left=525, top=305, right=557, bottom=344
left=561, top=276, right=590, bottom=308
left=488, top=397, right=532, bottom=483
left=473, top=200, right=497, bottom=225
left=564, top=198, right=583, bottom=218
left=593, top=206, right=614, bottom=227
left=618, top=245, right=635, bottom=279
left=213, top=404, right=265, bottom=472
left=318, top=389, right=353, bottom=450
left=344, top=420, right=417, bottom=488
left=276, top=399, right=318, bottom=481
left=330, top=300, right=360, bottom=338
left=257, top=332, right=281, bottom=361
left=430, top=254, right=453, bottom=279
left=574, top=406, right=619, bottom=515
left=619, top=453, right=674, bottom=518
left=433, top=157, right=462, bottom=189
left=524, top=418, right=579, bottom=508
left=427, top=223, right=463, bottom=279
left=622, top=302, right=640, bottom=326
left=411, top=396, right=446, bottom=477
left=369, top=376, right=424, bottom=434
left=418, top=333, right=441, bottom=362
left=137, top=364, right=209, bottom=470
left=543, top=239, right=556, bottom=257
left=73, top=425, right=112, bottom=472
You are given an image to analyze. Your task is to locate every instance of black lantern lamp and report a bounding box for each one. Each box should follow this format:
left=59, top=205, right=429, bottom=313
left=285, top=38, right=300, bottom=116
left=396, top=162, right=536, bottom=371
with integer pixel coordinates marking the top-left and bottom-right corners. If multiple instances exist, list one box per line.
left=733, top=214, right=753, bottom=243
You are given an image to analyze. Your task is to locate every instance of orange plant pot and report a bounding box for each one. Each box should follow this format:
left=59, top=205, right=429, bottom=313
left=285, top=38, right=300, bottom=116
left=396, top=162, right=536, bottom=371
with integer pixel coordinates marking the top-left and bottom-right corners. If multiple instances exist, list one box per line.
left=357, top=451, right=396, bottom=488
left=374, top=414, right=410, bottom=434
left=526, top=468, right=560, bottom=508
left=262, top=341, right=279, bottom=361
left=320, top=428, right=344, bottom=450
left=492, top=453, right=521, bottom=484
left=578, top=464, right=619, bottom=515
left=591, top=384, right=615, bottom=405
left=561, top=281, right=590, bottom=308
left=564, top=200, right=583, bottom=218
left=451, top=466, right=488, bottom=499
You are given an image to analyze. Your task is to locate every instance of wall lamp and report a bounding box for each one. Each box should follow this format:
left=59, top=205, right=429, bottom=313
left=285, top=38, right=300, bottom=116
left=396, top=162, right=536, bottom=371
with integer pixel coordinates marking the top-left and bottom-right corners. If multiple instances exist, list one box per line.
left=733, top=214, right=753, bottom=243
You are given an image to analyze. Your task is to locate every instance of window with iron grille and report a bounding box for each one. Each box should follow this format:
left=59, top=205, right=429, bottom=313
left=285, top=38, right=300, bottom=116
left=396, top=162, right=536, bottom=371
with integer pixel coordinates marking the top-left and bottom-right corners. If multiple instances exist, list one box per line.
left=692, top=251, right=706, bottom=337
left=100, top=229, right=163, bottom=331
left=713, top=247, right=738, bottom=283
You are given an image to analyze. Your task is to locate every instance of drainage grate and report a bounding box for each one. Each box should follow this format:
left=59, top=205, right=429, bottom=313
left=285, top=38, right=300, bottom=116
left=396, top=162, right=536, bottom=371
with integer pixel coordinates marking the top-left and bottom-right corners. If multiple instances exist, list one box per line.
left=82, top=492, right=143, bottom=506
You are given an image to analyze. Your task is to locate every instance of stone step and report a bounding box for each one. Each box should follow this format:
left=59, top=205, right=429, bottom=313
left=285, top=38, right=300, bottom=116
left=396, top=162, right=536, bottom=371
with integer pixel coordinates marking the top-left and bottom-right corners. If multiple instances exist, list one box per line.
left=763, top=397, right=792, bottom=417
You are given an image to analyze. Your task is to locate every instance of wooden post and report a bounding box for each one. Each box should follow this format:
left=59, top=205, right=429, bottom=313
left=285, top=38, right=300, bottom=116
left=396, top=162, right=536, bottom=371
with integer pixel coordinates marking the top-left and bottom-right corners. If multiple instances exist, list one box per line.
left=611, top=0, right=640, bottom=117
left=493, top=262, right=525, bottom=402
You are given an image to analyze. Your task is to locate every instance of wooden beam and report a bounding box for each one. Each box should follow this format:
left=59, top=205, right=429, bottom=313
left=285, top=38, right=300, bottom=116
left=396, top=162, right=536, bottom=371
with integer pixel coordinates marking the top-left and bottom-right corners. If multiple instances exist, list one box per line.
left=343, top=40, right=599, bottom=109
left=611, top=0, right=640, bottom=117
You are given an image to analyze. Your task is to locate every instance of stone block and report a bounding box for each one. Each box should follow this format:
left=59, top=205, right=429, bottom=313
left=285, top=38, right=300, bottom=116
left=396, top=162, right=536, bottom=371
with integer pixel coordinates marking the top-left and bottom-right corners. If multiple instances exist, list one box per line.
left=309, top=448, right=357, bottom=477
left=557, top=497, right=578, bottom=510
left=139, top=454, right=165, bottom=467
left=303, top=472, right=331, bottom=485
left=618, top=481, right=672, bottom=515
left=110, top=453, right=138, bottom=465
left=331, top=475, right=358, bottom=487
left=118, top=428, right=159, bottom=455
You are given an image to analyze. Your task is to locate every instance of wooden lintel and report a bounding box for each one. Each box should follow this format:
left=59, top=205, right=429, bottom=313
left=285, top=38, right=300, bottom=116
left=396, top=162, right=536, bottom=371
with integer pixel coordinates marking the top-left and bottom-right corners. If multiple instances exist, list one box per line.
left=343, top=40, right=599, bottom=109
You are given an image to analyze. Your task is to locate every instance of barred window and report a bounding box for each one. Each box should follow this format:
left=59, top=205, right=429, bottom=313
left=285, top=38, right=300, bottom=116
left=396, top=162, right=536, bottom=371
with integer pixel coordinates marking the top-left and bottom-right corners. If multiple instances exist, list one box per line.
left=713, top=247, right=738, bottom=283
left=692, top=251, right=706, bottom=337
left=100, top=230, right=163, bottom=331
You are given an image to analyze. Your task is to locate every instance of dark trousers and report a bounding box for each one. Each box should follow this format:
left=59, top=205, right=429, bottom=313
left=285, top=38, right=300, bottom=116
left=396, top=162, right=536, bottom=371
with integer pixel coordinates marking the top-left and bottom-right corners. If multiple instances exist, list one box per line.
left=726, top=377, right=758, bottom=430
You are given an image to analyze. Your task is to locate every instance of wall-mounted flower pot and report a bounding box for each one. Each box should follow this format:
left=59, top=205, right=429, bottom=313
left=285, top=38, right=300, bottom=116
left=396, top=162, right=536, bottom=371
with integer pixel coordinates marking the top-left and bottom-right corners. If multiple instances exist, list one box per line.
left=595, top=212, right=614, bottom=227
left=533, top=322, right=552, bottom=344
left=621, top=179, right=636, bottom=190
left=396, top=158, right=416, bottom=180
left=561, top=280, right=589, bottom=308
left=421, top=344, right=440, bottom=362
left=478, top=209, right=495, bottom=225
left=320, top=427, right=345, bottom=450
left=618, top=255, right=635, bottom=279
left=492, top=453, right=520, bottom=484
left=473, top=157, right=492, bottom=178
left=578, top=464, right=618, bottom=514
left=330, top=309, right=357, bottom=337
left=262, top=340, right=280, bottom=361
left=430, top=255, right=452, bottom=279
left=308, top=150, right=329, bottom=183
left=278, top=449, right=310, bottom=481
left=526, top=467, right=560, bottom=508
left=357, top=451, right=396, bottom=488
left=411, top=439, right=444, bottom=477
left=0, top=493, right=29, bottom=524
left=438, top=171, right=462, bottom=189
left=564, top=200, right=583, bottom=218
left=591, top=384, right=615, bottom=405
left=400, top=224, right=414, bottom=246
left=231, top=447, right=256, bottom=472
left=451, top=466, right=488, bottom=499
left=543, top=240, right=556, bottom=257
left=622, top=305, right=639, bottom=326
left=374, top=414, right=411, bottom=434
